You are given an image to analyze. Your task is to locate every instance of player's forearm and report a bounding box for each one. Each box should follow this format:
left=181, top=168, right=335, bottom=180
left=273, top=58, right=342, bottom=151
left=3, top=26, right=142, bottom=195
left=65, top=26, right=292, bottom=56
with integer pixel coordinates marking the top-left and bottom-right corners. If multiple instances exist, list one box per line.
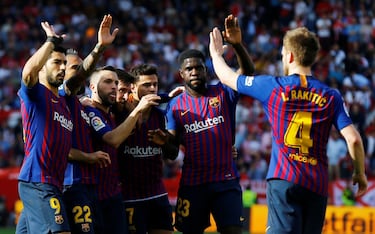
left=211, top=53, right=239, bottom=90
left=342, top=125, right=366, bottom=175
left=349, top=142, right=366, bottom=176
left=103, top=108, right=141, bottom=148
left=66, top=43, right=106, bottom=95
left=82, top=43, right=106, bottom=72
left=68, top=148, right=91, bottom=162
left=22, top=42, right=55, bottom=87
left=232, top=42, right=254, bottom=75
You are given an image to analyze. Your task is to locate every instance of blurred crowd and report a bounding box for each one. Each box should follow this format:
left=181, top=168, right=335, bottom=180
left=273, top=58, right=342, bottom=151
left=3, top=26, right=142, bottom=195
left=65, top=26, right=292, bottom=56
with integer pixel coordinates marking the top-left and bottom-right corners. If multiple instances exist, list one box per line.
left=0, top=0, right=375, bottom=181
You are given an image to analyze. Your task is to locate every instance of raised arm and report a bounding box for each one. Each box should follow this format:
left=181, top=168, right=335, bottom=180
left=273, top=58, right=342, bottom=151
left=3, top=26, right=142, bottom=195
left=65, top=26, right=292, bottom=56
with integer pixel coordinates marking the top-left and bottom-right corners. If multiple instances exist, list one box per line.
left=22, top=22, right=64, bottom=87
left=222, top=14, right=254, bottom=75
left=66, top=14, right=119, bottom=94
left=209, top=27, right=241, bottom=91
left=340, top=124, right=368, bottom=196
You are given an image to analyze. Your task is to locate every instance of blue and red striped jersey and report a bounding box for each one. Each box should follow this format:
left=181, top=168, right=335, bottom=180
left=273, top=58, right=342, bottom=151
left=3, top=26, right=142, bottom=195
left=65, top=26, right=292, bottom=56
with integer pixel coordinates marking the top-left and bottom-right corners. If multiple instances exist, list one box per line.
left=59, top=87, right=97, bottom=186
left=237, top=74, right=353, bottom=196
left=166, top=82, right=240, bottom=186
left=85, top=105, right=121, bottom=200
left=18, top=82, right=73, bottom=190
left=118, top=107, right=167, bottom=201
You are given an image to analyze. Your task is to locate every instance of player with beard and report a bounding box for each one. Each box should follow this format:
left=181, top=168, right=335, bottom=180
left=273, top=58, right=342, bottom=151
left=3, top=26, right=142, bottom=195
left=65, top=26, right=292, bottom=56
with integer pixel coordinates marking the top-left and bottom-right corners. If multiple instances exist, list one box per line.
left=85, top=65, right=157, bottom=233
left=163, top=15, right=254, bottom=234
left=60, top=15, right=116, bottom=234
left=16, top=22, right=72, bottom=234
left=116, top=64, right=178, bottom=234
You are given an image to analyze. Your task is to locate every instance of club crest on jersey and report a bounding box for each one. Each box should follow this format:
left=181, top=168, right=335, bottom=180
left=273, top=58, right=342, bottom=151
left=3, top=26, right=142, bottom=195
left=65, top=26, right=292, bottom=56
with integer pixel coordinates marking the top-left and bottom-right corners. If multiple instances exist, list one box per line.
left=209, top=96, right=220, bottom=108
left=55, top=215, right=64, bottom=224
left=81, top=223, right=90, bottom=232
left=91, top=116, right=105, bottom=131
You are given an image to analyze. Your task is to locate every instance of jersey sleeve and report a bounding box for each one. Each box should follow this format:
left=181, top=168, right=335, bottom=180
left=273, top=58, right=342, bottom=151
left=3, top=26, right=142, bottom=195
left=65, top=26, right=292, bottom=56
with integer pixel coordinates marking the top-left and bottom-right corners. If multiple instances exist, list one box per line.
left=86, top=106, right=113, bottom=138
left=165, top=99, right=177, bottom=131
left=332, top=90, right=353, bottom=130
left=18, top=81, right=38, bottom=101
left=237, top=74, right=275, bottom=102
left=220, top=82, right=240, bottom=104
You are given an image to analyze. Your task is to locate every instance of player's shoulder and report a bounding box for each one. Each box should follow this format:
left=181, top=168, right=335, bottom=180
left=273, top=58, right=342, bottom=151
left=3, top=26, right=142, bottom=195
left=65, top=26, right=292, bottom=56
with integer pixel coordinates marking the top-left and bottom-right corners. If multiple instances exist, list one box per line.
left=84, top=105, right=101, bottom=117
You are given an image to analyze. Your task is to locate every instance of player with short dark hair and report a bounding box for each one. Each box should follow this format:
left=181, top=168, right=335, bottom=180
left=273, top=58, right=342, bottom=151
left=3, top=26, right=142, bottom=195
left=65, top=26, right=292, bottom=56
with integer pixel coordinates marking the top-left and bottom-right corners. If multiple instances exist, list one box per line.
left=16, top=22, right=72, bottom=234
left=118, top=64, right=176, bottom=234
left=61, top=14, right=117, bottom=234
left=163, top=15, right=254, bottom=234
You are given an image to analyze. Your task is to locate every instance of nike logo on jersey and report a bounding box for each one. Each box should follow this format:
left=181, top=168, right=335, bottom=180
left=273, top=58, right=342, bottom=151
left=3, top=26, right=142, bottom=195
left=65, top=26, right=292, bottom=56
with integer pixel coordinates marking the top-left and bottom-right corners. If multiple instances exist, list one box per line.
left=180, top=109, right=190, bottom=116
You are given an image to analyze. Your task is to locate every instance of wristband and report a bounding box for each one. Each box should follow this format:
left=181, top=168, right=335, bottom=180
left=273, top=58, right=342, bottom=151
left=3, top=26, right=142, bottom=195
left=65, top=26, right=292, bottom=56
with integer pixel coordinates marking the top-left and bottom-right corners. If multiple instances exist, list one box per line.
left=46, top=36, right=63, bottom=47
left=90, top=44, right=106, bottom=57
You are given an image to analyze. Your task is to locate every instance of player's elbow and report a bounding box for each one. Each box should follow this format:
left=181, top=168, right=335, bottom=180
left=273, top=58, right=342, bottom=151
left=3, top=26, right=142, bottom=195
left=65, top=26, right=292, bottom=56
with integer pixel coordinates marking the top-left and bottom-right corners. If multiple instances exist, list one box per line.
left=341, top=125, right=363, bottom=147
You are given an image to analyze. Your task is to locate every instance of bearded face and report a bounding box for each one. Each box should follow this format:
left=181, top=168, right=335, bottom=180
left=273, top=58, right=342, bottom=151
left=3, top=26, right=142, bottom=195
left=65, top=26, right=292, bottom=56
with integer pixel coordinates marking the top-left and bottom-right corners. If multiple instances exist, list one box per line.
left=44, top=51, right=66, bottom=88
left=180, top=57, right=207, bottom=94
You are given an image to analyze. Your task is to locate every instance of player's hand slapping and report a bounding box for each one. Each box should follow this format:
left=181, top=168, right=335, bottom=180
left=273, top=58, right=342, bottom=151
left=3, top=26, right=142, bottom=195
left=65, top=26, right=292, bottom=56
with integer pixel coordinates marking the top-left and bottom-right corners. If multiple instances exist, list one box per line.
left=222, top=14, right=241, bottom=45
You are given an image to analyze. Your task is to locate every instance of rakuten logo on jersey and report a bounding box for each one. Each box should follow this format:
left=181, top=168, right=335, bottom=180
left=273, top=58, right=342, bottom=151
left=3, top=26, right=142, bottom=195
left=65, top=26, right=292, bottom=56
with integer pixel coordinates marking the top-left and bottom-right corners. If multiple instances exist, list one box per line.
left=80, top=110, right=90, bottom=125
left=124, top=146, right=162, bottom=158
left=54, top=112, right=73, bottom=131
left=184, top=115, right=224, bottom=133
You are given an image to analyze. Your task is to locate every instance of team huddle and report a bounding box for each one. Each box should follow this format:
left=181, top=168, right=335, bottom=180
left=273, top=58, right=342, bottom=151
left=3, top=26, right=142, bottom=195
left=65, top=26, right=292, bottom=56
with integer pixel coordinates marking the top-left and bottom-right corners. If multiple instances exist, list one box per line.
left=16, top=12, right=367, bottom=234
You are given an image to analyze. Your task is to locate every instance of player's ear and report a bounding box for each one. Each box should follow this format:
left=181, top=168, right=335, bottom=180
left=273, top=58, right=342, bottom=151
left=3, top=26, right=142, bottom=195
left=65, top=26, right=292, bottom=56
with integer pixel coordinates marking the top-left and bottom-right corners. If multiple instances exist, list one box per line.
left=289, top=52, right=294, bottom=63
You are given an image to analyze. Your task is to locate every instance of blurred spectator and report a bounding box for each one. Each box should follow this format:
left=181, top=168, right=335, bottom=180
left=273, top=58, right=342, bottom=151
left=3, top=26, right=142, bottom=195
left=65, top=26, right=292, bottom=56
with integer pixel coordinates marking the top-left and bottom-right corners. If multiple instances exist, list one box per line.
left=0, top=0, right=374, bottom=184
left=327, top=128, right=348, bottom=180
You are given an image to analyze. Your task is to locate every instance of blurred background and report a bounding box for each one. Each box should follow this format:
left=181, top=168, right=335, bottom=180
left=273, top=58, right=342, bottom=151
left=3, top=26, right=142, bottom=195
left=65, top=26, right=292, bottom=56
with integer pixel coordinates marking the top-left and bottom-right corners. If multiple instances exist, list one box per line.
left=0, top=0, right=374, bottom=231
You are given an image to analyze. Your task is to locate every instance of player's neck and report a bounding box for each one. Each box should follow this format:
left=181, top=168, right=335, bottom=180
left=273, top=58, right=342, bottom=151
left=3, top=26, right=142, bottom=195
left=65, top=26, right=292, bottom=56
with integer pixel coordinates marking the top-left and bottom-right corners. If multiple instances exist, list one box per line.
left=186, top=86, right=207, bottom=98
left=92, top=100, right=110, bottom=113
left=288, top=65, right=312, bottom=76
left=41, top=80, right=59, bottom=97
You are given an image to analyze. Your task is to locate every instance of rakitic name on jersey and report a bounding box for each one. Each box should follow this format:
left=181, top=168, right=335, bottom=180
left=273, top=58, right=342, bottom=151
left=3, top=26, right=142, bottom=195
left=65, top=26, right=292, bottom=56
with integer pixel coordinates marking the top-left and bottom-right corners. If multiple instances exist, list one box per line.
left=281, top=90, right=327, bottom=107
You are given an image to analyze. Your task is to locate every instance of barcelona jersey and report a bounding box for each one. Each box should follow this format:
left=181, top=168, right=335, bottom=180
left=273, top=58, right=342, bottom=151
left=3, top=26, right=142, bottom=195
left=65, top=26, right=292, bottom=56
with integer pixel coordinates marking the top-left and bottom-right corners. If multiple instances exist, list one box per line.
left=18, top=82, right=73, bottom=190
left=237, top=74, right=352, bottom=196
left=59, top=87, right=97, bottom=186
left=85, top=106, right=121, bottom=200
left=166, top=82, right=239, bottom=186
left=118, top=107, right=167, bottom=201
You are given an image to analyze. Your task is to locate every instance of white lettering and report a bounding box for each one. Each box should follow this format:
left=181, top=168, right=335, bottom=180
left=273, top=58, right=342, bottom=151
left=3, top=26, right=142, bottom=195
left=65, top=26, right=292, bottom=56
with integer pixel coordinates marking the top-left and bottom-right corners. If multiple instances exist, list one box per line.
left=53, top=111, right=73, bottom=131
left=184, top=116, right=224, bottom=133
left=124, top=146, right=162, bottom=158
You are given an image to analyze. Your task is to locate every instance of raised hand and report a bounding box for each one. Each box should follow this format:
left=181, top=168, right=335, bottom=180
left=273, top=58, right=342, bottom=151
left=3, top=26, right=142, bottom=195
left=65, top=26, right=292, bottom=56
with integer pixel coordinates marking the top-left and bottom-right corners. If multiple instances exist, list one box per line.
left=209, top=27, right=225, bottom=57
left=98, top=14, right=119, bottom=46
left=222, top=14, right=241, bottom=45
left=41, top=21, right=65, bottom=39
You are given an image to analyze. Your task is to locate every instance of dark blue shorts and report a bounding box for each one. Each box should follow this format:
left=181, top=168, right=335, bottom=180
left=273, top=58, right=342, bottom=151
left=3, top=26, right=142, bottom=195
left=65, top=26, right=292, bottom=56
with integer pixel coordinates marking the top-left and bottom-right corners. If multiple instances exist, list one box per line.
left=63, top=184, right=98, bottom=234
left=174, top=179, right=243, bottom=233
left=16, top=181, right=70, bottom=233
left=266, top=179, right=327, bottom=234
left=124, top=194, right=173, bottom=233
left=96, top=193, right=128, bottom=234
